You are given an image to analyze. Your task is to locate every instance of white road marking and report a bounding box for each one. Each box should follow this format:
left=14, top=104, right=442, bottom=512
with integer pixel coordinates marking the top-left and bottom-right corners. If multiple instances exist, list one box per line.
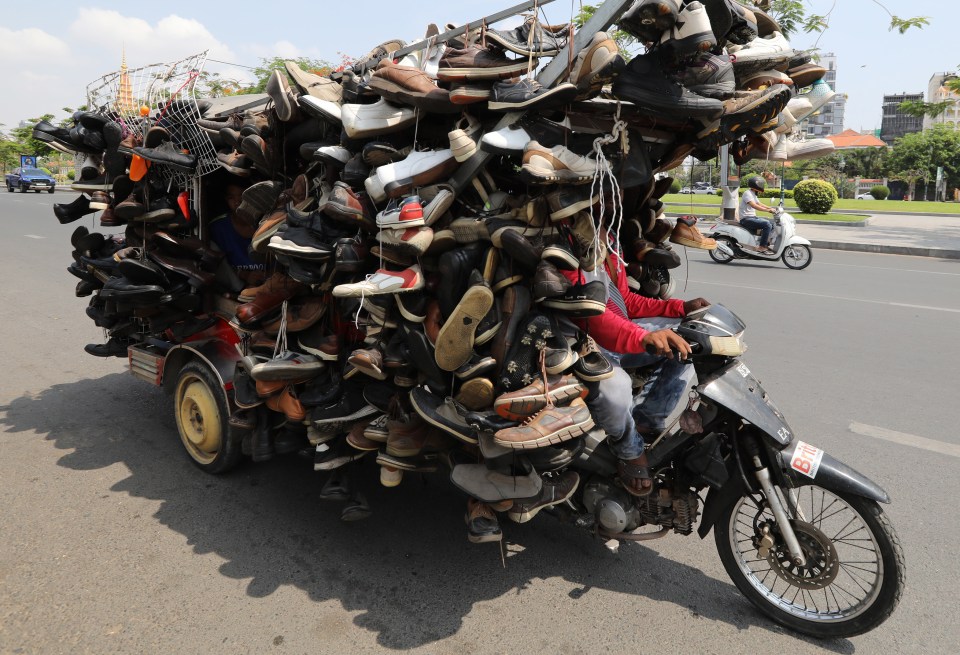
left=820, top=261, right=960, bottom=277
left=23, top=234, right=45, bottom=239
left=690, top=280, right=960, bottom=314
left=849, top=422, right=960, bottom=459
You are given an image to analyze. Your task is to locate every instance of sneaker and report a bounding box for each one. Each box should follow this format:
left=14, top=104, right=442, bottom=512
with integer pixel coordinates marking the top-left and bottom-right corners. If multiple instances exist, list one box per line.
left=376, top=196, right=425, bottom=229
left=786, top=62, right=827, bottom=88
left=508, top=471, right=580, bottom=523
left=449, top=82, right=494, bottom=105
left=568, top=32, right=621, bottom=96
left=488, top=79, right=578, bottom=112
left=612, top=50, right=722, bottom=119
left=267, top=227, right=335, bottom=260
left=299, top=96, right=342, bottom=123
left=659, top=1, right=716, bottom=58
left=541, top=280, right=607, bottom=317
left=541, top=240, right=580, bottom=271
left=367, top=150, right=458, bottom=202
left=437, top=45, right=534, bottom=82
left=284, top=60, right=342, bottom=102
left=480, top=123, right=532, bottom=155
left=332, top=265, right=424, bottom=297
left=572, top=335, right=614, bottom=381
left=619, top=0, right=682, bottom=42
left=341, top=98, right=417, bottom=139
left=250, top=351, right=324, bottom=382
left=726, top=32, right=794, bottom=75
left=347, top=348, right=388, bottom=380
left=313, top=441, right=370, bottom=470
left=546, top=186, right=601, bottom=221
left=521, top=141, right=606, bottom=185
left=494, top=373, right=586, bottom=421
left=465, top=499, right=503, bottom=543
left=435, top=270, right=494, bottom=372
left=670, top=215, right=717, bottom=250
left=448, top=115, right=482, bottom=163
left=455, top=354, right=498, bottom=381
left=376, top=226, right=434, bottom=257
left=455, top=377, right=495, bottom=411
left=311, top=389, right=378, bottom=425
left=265, top=69, right=301, bottom=122
left=385, top=413, right=434, bottom=458
left=237, top=181, right=282, bottom=224
left=420, top=184, right=455, bottom=226
left=363, top=414, right=390, bottom=443
left=790, top=79, right=836, bottom=122
left=409, top=387, right=478, bottom=444
left=678, top=53, right=735, bottom=99
left=532, top=261, right=570, bottom=302
left=493, top=397, right=594, bottom=450
left=485, top=17, right=568, bottom=56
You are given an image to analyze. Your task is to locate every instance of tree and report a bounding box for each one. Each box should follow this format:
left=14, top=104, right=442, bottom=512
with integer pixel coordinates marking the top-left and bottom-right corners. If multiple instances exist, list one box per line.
left=7, top=114, right=56, bottom=161
left=887, top=125, right=960, bottom=192
left=238, top=56, right=336, bottom=95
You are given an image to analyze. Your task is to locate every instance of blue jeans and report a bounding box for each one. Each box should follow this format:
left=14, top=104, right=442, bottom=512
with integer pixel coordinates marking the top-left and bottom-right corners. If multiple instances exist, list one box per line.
left=585, top=318, right=696, bottom=460
left=739, top=216, right=773, bottom=247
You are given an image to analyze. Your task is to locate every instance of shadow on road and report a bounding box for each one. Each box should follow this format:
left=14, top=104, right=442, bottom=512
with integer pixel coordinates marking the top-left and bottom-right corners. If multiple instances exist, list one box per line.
left=0, top=374, right=853, bottom=653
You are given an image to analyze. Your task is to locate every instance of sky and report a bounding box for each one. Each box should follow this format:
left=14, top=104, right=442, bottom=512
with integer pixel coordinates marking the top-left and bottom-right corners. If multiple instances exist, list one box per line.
left=0, top=0, right=954, bottom=135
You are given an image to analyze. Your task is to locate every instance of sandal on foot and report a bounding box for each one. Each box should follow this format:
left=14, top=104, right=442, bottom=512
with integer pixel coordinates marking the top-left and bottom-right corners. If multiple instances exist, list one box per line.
left=617, top=458, right=654, bottom=497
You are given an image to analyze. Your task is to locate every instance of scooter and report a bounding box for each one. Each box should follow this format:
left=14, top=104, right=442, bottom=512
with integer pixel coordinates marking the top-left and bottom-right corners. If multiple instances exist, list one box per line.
left=702, top=206, right=813, bottom=270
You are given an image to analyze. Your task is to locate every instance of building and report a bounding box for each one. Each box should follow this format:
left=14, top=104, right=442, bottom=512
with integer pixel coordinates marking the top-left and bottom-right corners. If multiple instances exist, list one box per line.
left=803, top=53, right=846, bottom=137
left=879, top=92, right=924, bottom=144
left=828, top=129, right=887, bottom=150
left=922, top=72, right=960, bottom=131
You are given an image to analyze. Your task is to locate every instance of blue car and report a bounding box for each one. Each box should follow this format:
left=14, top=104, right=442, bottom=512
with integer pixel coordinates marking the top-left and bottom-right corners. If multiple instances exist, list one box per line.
left=6, top=167, right=56, bottom=193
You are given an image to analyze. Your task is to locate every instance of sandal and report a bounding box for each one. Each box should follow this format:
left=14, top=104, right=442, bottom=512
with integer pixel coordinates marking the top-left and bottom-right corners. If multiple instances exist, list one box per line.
left=617, top=456, right=654, bottom=497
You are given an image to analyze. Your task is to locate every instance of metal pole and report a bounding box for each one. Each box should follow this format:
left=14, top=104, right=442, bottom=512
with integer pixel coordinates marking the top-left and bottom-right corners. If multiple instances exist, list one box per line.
left=719, top=144, right=737, bottom=221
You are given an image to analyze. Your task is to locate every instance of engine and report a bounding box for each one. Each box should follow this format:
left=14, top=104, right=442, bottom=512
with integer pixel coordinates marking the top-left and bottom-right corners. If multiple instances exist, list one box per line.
left=582, top=477, right=700, bottom=536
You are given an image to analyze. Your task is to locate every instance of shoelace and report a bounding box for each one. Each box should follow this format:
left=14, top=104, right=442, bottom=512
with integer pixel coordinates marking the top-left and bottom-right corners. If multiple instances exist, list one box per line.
left=589, top=105, right=628, bottom=273
left=271, top=299, right=289, bottom=360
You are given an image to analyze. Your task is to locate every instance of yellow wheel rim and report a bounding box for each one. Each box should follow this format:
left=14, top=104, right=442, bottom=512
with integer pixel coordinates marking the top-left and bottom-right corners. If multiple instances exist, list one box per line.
left=175, top=376, right=222, bottom=465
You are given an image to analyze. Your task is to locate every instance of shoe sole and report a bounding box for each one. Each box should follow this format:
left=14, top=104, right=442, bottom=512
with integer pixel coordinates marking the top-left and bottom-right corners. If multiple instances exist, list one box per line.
left=366, top=78, right=460, bottom=114
left=137, top=209, right=175, bottom=223
left=520, top=164, right=594, bottom=186
left=455, top=378, right=494, bottom=411
left=375, top=451, right=440, bottom=472
left=383, top=158, right=459, bottom=200
left=455, top=357, right=497, bottom=380
left=670, top=235, right=718, bottom=250
left=314, top=450, right=369, bottom=471
left=449, top=218, right=489, bottom=243
left=437, top=61, right=533, bottom=82
left=435, top=285, right=495, bottom=371
left=409, top=392, right=478, bottom=445
left=542, top=246, right=581, bottom=271
left=450, top=87, right=492, bottom=104
left=484, top=33, right=560, bottom=57
left=250, top=363, right=325, bottom=382
left=296, top=340, right=339, bottom=360
left=479, top=139, right=525, bottom=156
left=313, top=404, right=378, bottom=425
left=467, top=530, right=503, bottom=544
left=494, top=382, right=585, bottom=421
left=549, top=195, right=599, bottom=221
left=423, top=189, right=454, bottom=226
left=540, top=297, right=607, bottom=316
left=493, top=416, right=595, bottom=450
left=500, top=313, right=551, bottom=390
left=573, top=366, right=615, bottom=382
left=545, top=349, right=578, bottom=375
left=267, top=239, right=333, bottom=260
left=508, top=479, right=580, bottom=523
left=487, top=84, right=578, bottom=112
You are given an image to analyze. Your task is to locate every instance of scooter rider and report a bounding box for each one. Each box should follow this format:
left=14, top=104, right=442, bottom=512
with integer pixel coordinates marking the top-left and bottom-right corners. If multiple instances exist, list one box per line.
left=738, top=176, right=779, bottom=254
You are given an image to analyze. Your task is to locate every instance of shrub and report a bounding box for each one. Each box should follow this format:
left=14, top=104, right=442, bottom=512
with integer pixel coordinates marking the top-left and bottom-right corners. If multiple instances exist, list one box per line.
left=669, top=178, right=681, bottom=193
left=793, top=179, right=838, bottom=214
left=759, top=189, right=793, bottom=199
left=67, top=170, right=75, bottom=180
left=870, top=185, right=890, bottom=200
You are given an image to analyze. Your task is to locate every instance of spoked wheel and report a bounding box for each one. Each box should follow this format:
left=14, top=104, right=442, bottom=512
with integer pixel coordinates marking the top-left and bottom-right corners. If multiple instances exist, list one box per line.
left=715, top=485, right=904, bottom=638
left=173, top=361, right=242, bottom=473
left=782, top=245, right=812, bottom=270
left=709, top=238, right=735, bottom=264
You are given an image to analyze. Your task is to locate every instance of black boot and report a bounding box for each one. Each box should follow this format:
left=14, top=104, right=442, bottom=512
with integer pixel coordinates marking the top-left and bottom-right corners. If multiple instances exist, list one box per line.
left=54, top=194, right=96, bottom=224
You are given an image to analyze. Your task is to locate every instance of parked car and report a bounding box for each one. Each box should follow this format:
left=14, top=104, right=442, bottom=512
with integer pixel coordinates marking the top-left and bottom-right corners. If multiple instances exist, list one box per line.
left=6, top=167, right=56, bottom=193
left=679, top=184, right=716, bottom=195
left=856, top=193, right=876, bottom=200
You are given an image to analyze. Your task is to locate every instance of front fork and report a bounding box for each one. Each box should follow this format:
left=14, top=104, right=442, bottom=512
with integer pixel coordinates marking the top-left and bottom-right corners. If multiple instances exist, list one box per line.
left=743, top=434, right=807, bottom=566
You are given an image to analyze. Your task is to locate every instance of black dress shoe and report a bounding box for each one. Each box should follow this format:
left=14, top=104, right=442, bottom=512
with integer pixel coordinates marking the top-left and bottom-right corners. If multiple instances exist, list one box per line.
left=84, top=337, right=130, bottom=358
left=117, top=257, right=169, bottom=287
left=99, top=276, right=165, bottom=305
left=133, top=142, right=197, bottom=172
left=55, top=194, right=97, bottom=225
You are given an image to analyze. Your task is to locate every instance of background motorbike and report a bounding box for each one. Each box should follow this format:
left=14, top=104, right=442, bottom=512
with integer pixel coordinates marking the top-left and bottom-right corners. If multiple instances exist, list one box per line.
left=480, top=304, right=903, bottom=639
left=704, top=208, right=813, bottom=270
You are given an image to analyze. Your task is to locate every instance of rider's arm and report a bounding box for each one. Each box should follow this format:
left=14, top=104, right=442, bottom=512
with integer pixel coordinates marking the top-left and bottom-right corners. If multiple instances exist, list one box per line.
left=748, top=199, right=775, bottom=214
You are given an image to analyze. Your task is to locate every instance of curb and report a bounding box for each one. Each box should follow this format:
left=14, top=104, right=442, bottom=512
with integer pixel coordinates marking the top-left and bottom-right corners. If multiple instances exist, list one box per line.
left=665, top=202, right=960, bottom=219
left=810, top=240, right=960, bottom=260
left=663, top=212, right=869, bottom=227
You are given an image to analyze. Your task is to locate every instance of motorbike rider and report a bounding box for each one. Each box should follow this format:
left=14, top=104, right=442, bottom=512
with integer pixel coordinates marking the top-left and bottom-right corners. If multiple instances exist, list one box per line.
left=738, top=176, right=779, bottom=254
left=562, top=233, right=710, bottom=497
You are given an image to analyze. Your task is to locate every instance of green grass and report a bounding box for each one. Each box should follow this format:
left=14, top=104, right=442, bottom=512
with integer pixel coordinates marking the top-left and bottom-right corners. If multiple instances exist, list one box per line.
left=792, top=213, right=869, bottom=222
left=663, top=194, right=960, bottom=214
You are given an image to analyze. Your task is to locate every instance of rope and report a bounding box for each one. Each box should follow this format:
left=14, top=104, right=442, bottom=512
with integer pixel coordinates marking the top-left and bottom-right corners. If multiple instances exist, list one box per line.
left=589, top=103, right=628, bottom=273
left=272, top=299, right=289, bottom=358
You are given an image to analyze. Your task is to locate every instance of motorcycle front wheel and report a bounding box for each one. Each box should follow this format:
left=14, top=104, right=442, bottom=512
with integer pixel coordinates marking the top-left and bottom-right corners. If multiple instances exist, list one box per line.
left=781, top=244, right=812, bottom=270
left=715, top=486, right=904, bottom=638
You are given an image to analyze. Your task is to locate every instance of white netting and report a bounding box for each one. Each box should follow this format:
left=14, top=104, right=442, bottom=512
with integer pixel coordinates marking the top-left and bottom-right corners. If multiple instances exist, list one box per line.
left=85, top=51, right=218, bottom=186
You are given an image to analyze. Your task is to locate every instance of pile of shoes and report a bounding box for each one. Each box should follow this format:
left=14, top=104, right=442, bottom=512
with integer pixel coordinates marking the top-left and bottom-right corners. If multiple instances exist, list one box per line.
left=45, top=0, right=838, bottom=539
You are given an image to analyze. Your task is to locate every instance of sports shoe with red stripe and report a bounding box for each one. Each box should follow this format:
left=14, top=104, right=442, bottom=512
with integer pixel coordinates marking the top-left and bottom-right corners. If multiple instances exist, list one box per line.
left=332, top=264, right=424, bottom=297
left=376, top=196, right=424, bottom=228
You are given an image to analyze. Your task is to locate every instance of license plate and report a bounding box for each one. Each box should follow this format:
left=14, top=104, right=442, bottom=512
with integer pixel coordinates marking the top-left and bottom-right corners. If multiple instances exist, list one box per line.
left=790, top=441, right=824, bottom=479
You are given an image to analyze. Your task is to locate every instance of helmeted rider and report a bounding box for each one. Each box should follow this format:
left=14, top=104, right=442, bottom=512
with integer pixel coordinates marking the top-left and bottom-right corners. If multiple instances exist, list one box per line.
left=738, top=176, right=779, bottom=255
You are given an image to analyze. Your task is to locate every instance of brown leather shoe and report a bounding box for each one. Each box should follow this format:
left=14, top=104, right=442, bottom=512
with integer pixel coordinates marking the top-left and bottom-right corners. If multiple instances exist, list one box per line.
left=99, top=204, right=123, bottom=227
left=670, top=215, right=717, bottom=250
left=265, top=385, right=306, bottom=421
left=386, top=413, right=435, bottom=457
left=369, top=60, right=455, bottom=113
left=234, top=275, right=305, bottom=326
left=262, top=296, right=326, bottom=334
left=493, top=397, right=594, bottom=449
left=645, top=217, right=673, bottom=244
left=437, top=45, right=536, bottom=81
left=239, top=271, right=287, bottom=303
left=346, top=348, right=388, bottom=380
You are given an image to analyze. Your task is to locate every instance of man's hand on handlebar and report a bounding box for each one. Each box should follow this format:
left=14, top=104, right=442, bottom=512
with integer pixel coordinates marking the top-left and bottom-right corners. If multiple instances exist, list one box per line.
left=683, top=298, right=710, bottom=314
left=642, top=329, right=692, bottom=360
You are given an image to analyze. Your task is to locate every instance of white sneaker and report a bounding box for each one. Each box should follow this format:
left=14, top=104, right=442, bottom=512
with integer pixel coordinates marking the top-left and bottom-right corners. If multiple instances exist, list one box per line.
left=376, top=226, right=434, bottom=256
left=448, top=114, right=482, bottom=162
left=786, top=96, right=813, bottom=117
left=727, top=31, right=794, bottom=69
left=521, top=141, right=607, bottom=185
left=785, top=137, right=834, bottom=161
left=341, top=98, right=417, bottom=139
left=660, top=1, right=716, bottom=56
left=313, top=145, right=351, bottom=166
left=376, top=196, right=425, bottom=229
left=791, top=79, right=835, bottom=121
left=367, top=149, right=458, bottom=200
left=332, top=265, right=425, bottom=297
left=480, top=123, right=532, bottom=155
left=299, top=96, right=342, bottom=123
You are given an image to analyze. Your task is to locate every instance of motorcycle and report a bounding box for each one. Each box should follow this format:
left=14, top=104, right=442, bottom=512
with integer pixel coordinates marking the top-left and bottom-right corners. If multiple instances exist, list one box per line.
left=466, top=303, right=903, bottom=639
left=703, top=207, right=813, bottom=270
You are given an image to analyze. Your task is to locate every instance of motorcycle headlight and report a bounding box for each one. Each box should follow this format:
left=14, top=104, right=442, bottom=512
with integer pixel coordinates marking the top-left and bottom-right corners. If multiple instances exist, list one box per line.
left=709, top=335, right=747, bottom=356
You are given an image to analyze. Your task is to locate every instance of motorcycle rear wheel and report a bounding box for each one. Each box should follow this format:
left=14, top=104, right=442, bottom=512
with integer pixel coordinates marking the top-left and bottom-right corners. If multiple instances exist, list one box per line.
left=715, top=486, right=904, bottom=638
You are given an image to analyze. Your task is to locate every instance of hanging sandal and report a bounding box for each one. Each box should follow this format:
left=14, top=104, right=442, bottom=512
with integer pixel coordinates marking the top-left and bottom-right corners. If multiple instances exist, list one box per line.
left=617, top=455, right=654, bottom=497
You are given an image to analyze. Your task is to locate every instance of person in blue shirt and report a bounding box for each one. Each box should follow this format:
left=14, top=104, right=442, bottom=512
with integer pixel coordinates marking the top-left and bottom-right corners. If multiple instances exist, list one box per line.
left=208, top=181, right=266, bottom=283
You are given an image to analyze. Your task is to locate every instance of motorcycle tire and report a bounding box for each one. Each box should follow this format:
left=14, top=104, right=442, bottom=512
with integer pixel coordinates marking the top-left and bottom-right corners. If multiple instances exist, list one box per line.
left=709, top=238, right=735, bottom=264
left=714, top=485, right=904, bottom=638
left=781, top=244, right=812, bottom=270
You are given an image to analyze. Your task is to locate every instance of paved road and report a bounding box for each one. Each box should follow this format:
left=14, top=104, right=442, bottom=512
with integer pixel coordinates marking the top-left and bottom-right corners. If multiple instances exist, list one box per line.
left=2, top=192, right=958, bottom=654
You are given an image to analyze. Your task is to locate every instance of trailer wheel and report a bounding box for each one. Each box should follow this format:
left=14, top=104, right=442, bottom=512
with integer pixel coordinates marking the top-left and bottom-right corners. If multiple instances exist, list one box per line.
left=174, top=360, right=242, bottom=473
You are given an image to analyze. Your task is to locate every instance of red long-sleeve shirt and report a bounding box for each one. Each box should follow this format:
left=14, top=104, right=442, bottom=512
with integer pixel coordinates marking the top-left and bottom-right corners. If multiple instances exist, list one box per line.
left=561, top=253, right=686, bottom=354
